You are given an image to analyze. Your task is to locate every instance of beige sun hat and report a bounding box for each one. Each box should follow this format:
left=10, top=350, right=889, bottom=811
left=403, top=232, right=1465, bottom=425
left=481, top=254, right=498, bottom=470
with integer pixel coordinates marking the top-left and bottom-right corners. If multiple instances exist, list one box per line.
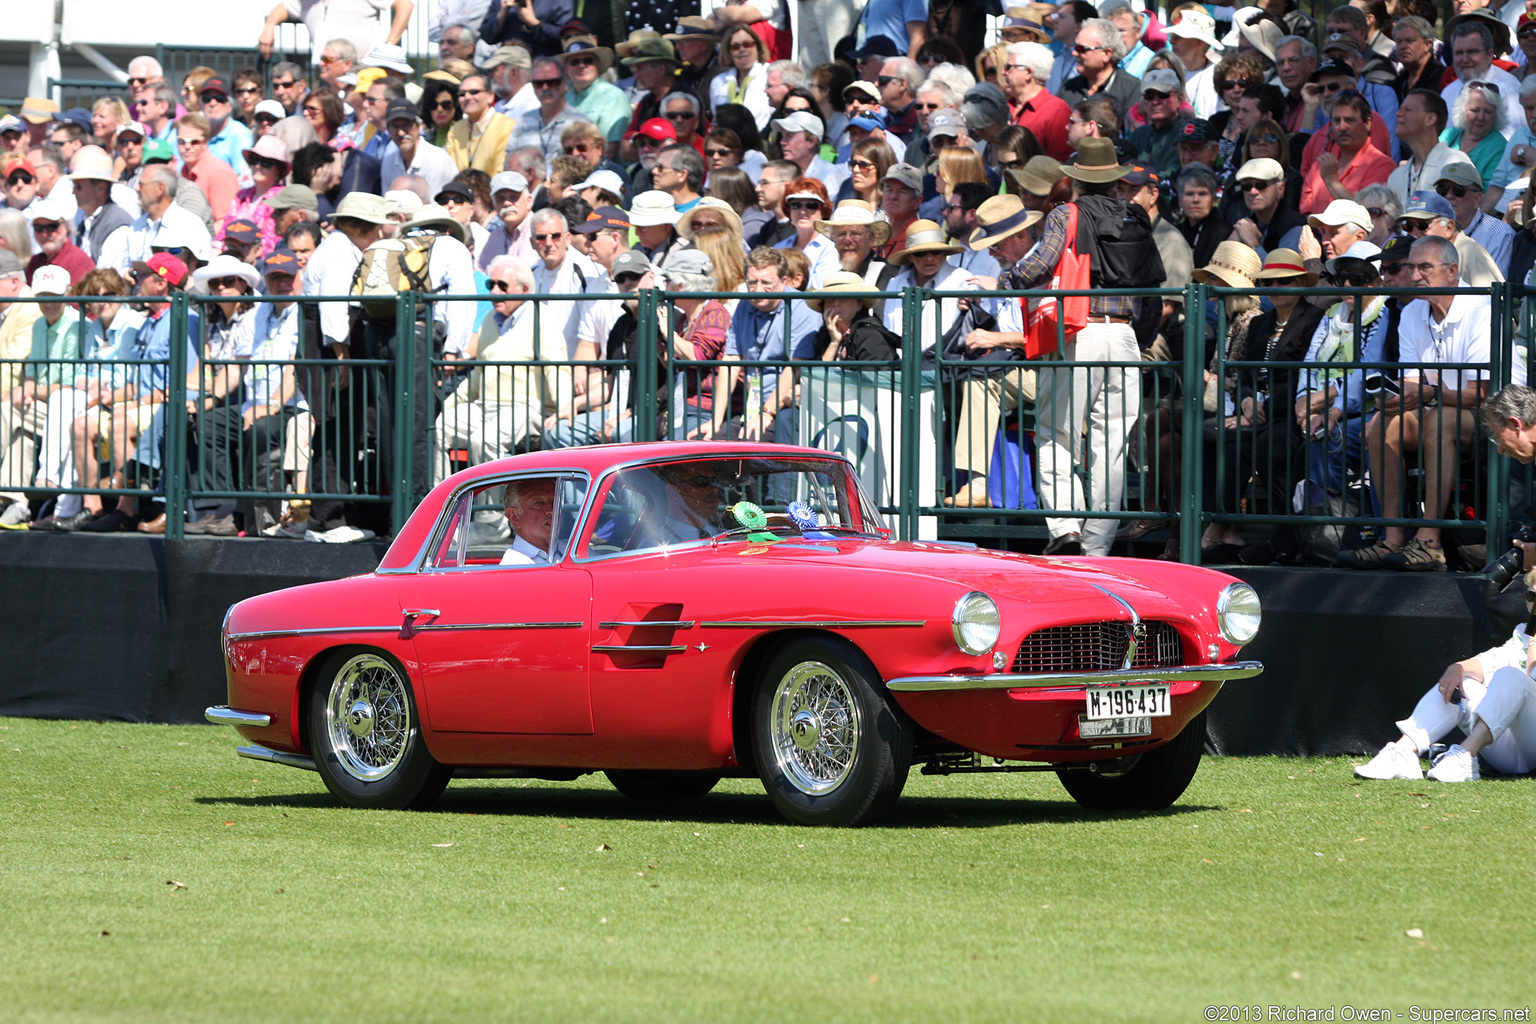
left=403, top=204, right=469, bottom=245
left=1192, top=239, right=1263, bottom=290
left=888, top=220, right=962, bottom=265
left=1254, top=247, right=1319, bottom=288
left=815, top=200, right=891, bottom=247
left=675, top=196, right=742, bottom=240
left=806, top=270, right=875, bottom=312
left=967, top=194, right=1044, bottom=250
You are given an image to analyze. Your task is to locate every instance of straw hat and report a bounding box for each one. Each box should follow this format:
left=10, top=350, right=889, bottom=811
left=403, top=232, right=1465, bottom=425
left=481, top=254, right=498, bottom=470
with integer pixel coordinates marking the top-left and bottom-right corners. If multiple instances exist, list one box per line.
left=559, top=35, right=614, bottom=74
left=888, top=220, right=962, bottom=265
left=806, top=270, right=874, bottom=312
left=676, top=197, right=742, bottom=240
left=403, top=204, right=469, bottom=245
left=1254, top=248, right=1318, bottom=288
left=815, top=200, right=891, bottom=247
left=967, top=194, right=1043, bottom=250
left=615, top=29, right=662, bottom=58
left=1192, top=240, right=1262, bottom=289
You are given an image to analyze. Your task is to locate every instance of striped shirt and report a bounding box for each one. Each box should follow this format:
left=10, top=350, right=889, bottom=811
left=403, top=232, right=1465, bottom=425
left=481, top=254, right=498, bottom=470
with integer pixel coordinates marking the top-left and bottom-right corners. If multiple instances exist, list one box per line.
left=1003, top=202, right=1140, bottom=321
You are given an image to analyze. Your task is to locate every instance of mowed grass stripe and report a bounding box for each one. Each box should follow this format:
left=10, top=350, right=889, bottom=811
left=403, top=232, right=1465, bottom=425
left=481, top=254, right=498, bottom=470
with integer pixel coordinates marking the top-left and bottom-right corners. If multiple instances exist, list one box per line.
left=1, top=718, right=1531, bottom=1022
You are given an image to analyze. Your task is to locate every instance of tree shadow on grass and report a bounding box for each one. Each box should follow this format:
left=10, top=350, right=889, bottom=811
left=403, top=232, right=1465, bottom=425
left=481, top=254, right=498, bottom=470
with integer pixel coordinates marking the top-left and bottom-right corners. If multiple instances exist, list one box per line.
left=199, top=784, right=1223, bottom=829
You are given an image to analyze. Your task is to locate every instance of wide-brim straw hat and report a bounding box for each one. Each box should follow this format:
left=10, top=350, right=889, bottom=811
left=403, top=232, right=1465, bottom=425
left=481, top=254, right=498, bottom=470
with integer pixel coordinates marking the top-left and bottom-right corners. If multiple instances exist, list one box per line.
left=559, top=36, right=615, bottom=74
left=889, top=220, right=962, bottom=265
left=1254, top=248, right=1319, bottom=287
left=676, top=197, right=743, bottom=241
left=806, top=270, right=874, bottom=312
left=1060, top=137, right=1128, bottom=184
left=815, top=200, right=891, bottom=247
left=968, top=194, right=1043, bottom=250
left=1193, top=239, right=1263, bottom=289
left=403, top=204, right=469, bottom=246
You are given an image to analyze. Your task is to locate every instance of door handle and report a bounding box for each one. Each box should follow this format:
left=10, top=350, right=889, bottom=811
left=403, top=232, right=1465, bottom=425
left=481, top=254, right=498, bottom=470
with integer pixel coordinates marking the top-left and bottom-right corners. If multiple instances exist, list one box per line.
left=402, top=608, right=441, bottom=631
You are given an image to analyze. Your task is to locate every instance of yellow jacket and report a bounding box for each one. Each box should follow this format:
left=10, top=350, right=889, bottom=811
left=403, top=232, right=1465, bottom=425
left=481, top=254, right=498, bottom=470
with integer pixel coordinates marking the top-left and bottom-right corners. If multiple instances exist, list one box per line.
left=446, top=112, right=517, bottom=177
left=0, top=289, right=43, bottom=397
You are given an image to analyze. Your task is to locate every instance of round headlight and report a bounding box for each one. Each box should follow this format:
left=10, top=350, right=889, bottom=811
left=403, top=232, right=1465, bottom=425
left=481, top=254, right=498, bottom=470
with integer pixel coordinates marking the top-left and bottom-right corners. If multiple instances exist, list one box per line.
left=952, top=591, right=1001, bottom=656
left=1216, top=583, right=1262, bottom=645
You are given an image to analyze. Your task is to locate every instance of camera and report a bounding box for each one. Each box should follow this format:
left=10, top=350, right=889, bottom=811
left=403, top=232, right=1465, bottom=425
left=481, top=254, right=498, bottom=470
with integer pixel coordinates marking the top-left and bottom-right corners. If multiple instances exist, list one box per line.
left=1483, top=522, right=1536, bottom=590
left=1363, top=374, right=1401, bottom=396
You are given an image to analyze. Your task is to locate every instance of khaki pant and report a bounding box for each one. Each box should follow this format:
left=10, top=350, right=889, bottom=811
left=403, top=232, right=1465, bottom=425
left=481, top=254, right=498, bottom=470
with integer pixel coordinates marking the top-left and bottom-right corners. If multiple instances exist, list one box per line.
left=951, top=367, right=1037, bottom=477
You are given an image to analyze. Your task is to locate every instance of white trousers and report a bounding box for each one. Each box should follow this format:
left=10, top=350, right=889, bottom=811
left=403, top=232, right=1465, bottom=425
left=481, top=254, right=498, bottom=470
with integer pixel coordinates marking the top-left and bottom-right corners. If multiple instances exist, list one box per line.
left=1033, top=323, right=1142, bottom=556
left=1399, top=666, right=1536, bottom=775
left=40, top=388, right=89, bottom=517
left=434, top=400, right=542, bottom=485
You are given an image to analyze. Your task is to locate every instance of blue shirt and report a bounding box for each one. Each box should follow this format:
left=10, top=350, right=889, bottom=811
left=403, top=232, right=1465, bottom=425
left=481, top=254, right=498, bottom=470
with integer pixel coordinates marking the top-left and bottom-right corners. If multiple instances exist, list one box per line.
left=860, top=0, right=928, bottom=50
left=207, top=118, right=254, bottom=181
left=725, top=290, right=820, bottom=407
left=135, top=305, right=201, bottom=399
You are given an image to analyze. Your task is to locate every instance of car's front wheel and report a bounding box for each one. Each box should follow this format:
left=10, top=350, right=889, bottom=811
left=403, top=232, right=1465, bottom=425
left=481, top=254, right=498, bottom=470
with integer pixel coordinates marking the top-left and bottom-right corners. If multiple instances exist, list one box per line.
left=1057, top=711, right=1207, bottom=811
left=753, top=636, right=912, bottom=826
left=310, top=649, right=451, bottom=811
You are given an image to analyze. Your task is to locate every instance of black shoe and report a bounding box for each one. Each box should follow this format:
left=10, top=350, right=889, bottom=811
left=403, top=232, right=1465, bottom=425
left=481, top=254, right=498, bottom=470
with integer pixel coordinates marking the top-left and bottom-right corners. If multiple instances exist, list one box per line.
left=54, top=510, right=97, bottom=532
left=1043, top=532, right=1082, bottom=556
left=82, top=509, right=139, bottom=533
left=1200, top=542, right=1245, bottom=564
left=29, top=515, right=59, bottom=531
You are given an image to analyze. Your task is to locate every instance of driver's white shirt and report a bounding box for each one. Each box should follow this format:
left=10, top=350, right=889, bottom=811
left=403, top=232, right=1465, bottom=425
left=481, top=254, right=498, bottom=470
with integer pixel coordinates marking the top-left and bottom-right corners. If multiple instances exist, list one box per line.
left=499, top=531, right=551, bottom=564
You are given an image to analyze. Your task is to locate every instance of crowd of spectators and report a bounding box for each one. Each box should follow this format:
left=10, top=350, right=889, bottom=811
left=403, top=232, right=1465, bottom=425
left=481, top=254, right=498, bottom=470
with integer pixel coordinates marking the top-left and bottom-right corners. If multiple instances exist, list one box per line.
left=0, top=0, right=1530, bottom=557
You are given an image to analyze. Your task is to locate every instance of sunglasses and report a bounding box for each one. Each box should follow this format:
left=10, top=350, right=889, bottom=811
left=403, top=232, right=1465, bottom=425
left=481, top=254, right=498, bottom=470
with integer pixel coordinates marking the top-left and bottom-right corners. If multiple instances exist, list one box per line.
left=487, top=278, right=514, bottom=292
left=1435, top=181, right=1476, bottom=197
left=249, top=156, right=283, bottom=169
left=1521, top=27, right=1536, bottom=38
left=1249, top=132, right=1280, bottom=145
left=200, top=93, right=229, bottom=104
left=460, top=88, right=485, bottom=97
left=433, top=99, right=456, bottom=110
left=1215, top=79, right=1253, bottom=91
left=567, top=55, right=598, bottom=66
left=32, top=220, right=64, bottom=233
left=1471, top=79, right=1501, bottom=95
left=1071, top=44, right=1109, bottom=55
left=302, top=105, right=324, bottom=114
left=849, top=159, right=876, bottom=170
left=6, top=172, right=35, bottom=185
left=1327, top=271, right=1374, bottom=287
left=917, top=54, right=943, bottom=65
left=915, top=101, right=942, bottom=110
left=235, top=85, right=261, bottom=95
left=271, top=80, right=298, bottom=90
left=636, top=135, right=666, bottom=146
left=787, top=199, right=823, bottom=211
left=665, top=111, right=697, bottom=120
left=1395, top=219, right=1430, bottom=233
left=209, top=276, right=246, bottom=289
left=533, top=232, right=565, bottom=241
left=729, top=41, right=757, bottom=52
left=705, top=147, right=735, bottom=157
left=128, top=76, right=148, bottom=87
left=1365, top=207, right=1386, bottom=218
left=437, top=194, right=471, bottom=205
left=1237, top=179, right=1275, bottom=191
left=876, top=75, right=898, bottom=86
left=614, top=273, right=645, bottom=286
left=178, top=137, right=206, bottom=147
left=533, top=78, right=564, bottom=88
left=1142, top=90, right=1175, bottom=102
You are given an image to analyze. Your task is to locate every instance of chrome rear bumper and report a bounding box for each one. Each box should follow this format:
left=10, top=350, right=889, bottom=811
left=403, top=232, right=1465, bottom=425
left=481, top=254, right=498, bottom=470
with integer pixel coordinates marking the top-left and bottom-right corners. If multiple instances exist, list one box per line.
left=886, top=660, right=1264, bottom=693
left=237, top=745, right=318, bottom=772
left=205, top=705, right=272, bottom=727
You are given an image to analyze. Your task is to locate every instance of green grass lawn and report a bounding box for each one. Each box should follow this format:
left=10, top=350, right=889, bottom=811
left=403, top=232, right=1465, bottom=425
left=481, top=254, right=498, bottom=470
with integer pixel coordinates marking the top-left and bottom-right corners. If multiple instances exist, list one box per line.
left=2, top=717, right=1532, bottom=1023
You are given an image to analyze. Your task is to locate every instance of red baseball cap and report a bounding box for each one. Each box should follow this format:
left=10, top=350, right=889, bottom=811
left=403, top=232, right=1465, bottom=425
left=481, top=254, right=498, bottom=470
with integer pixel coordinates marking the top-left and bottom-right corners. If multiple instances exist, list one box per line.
left=132, top=252, right=189, bottom=287
left=2, top=157, right=37, bottom=179
left=637, top=118, right=677, bottom=142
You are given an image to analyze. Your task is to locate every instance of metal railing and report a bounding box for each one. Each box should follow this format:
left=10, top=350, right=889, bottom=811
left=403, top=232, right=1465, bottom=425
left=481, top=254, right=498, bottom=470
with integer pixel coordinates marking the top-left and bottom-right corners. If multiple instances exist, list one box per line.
left=1, top=280, right=1526, bottom=560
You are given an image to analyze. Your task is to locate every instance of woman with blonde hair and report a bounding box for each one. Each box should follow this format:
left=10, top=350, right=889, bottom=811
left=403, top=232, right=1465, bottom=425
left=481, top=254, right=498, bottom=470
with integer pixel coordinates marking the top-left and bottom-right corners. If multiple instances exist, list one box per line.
left=180, top=66, right=218, bottom=113
left=0, top=209, right=31, bottom=261
left=676, top=197, right=746, bottom=294
left=974, top=43, right=1006, bottom=86
left=91, top=97, right=130, bottom=151
left=937, top=147, right=987, bottom=200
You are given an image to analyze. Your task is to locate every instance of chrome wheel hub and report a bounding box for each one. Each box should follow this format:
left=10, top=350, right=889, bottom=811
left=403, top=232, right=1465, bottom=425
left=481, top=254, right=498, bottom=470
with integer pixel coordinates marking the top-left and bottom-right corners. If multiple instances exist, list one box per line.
left=325, top=654, right=411, bottom=782
left=769, top=660, right=861, bottom=795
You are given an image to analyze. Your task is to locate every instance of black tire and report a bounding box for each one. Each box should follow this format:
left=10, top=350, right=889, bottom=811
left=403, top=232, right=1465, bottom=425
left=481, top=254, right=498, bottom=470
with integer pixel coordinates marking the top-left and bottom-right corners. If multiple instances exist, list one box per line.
left=309, top=648, right=451, bottom=811
left=604, top=769, right=722, bottom=800
left=1057, top=711, right=1207, bottom=811
left=752, top=635, right=913, bottom=826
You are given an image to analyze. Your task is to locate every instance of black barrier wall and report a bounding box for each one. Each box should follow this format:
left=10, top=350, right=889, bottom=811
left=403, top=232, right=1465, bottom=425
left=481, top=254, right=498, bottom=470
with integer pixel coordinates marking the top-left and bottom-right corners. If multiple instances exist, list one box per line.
left=0, top=538, right=1515, bottom=755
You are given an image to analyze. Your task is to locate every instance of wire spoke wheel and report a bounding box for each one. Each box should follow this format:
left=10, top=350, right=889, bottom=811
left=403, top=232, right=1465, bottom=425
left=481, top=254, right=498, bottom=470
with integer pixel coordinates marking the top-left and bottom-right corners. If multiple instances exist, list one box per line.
left=325, top=653, right=411, bottom=782
left=769, top=660, right=862, bottom=795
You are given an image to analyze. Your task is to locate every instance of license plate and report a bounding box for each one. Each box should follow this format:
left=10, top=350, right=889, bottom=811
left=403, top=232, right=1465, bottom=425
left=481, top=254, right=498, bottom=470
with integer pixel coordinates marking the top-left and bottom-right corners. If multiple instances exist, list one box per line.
left=1084, top=684, right=1171, bottom=720
left=1078, top=715, right=1152, bottom=739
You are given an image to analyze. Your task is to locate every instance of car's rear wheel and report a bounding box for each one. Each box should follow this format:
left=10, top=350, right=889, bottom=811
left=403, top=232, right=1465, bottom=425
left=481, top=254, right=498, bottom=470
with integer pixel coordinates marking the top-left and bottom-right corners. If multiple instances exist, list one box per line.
left=604, top=770, right=722, bottom=800
left=1057, top=711, right=1207, bottom=811
left=753, top=636, right=912, bottom=826
left=310, top=649, right=450, bottom=811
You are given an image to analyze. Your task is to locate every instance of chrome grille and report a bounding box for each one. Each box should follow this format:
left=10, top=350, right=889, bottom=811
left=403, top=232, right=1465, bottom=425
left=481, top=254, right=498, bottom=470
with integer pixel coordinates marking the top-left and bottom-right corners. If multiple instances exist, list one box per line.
left=1012, top=621, right=1184, bottom=674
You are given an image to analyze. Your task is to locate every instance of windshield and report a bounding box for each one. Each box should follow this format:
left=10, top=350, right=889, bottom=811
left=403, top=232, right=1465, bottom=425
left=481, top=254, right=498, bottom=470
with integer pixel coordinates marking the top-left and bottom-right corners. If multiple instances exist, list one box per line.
left=581, top=455, right=884, bottom=558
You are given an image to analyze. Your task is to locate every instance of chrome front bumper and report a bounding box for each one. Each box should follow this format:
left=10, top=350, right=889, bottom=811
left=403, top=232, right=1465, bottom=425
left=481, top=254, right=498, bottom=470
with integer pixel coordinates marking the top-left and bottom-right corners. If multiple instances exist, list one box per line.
left=885, top=660, right=1264, bottom=693
left=205, top=705, right=272, bottom=727
left=205, top=706, right=319, bottom=772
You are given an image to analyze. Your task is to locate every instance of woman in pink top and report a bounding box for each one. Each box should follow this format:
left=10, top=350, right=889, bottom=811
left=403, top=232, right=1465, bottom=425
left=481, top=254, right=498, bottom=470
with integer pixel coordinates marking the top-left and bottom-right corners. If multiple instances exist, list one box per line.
left=217, top=135, right=290, bottom=258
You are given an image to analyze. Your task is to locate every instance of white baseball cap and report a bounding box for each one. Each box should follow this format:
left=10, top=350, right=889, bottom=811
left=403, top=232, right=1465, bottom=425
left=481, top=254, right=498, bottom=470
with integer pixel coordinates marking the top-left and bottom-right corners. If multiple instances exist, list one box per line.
left=31, top=265, right=72, bottom=296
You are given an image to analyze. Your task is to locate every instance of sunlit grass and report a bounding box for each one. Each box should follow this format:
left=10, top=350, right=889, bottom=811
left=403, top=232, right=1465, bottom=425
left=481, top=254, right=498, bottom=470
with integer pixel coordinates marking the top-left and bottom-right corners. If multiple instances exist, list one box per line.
left=2, top=717, right=1531, bottom=1023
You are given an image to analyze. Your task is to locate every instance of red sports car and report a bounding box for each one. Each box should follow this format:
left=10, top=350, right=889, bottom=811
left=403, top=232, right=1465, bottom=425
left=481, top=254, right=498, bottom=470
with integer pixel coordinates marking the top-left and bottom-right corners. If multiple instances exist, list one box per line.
left=207, top=442, right=1262, bottom=826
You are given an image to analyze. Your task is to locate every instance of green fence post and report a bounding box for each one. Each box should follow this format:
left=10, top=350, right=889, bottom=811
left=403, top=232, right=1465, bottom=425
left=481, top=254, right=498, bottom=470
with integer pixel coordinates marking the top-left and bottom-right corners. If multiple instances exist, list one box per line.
left=636, top=286, right=659, bottom=442
left=1489, top=280, right=1514, bottom=552
left=163, top=291, right=191, bottom=540
left=899, top=285, right=922, bottom=540
left=1180, top=281, right=1206, bottom=564
left=392, top=291, right=416, bottom=533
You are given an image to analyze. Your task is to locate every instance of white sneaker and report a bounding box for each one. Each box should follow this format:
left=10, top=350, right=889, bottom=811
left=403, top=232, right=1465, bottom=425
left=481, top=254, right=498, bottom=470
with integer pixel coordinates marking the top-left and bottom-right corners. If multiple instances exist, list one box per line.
left=0, top=500, right=31, bottom=529
left=1353, top=743, right=1423, bottom=780
left=1427, top=744, right=1480, bottom=783
left=307, top=524, right=376, bottom=544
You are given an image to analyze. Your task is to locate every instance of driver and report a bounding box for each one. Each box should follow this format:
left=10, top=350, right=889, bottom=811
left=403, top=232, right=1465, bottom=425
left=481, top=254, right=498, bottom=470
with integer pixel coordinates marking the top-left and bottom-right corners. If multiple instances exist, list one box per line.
left=500, top=477, right=556, bottom=565
left=657, top=465, right=724, bottom=543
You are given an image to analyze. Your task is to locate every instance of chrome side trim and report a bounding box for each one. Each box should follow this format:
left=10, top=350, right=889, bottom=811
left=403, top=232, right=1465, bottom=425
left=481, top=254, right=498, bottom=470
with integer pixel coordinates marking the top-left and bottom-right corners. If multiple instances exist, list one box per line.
left=226, top=625, right=400, bottom=642
left=885, top=660, right=1265, bottom=692
left=236, top=744, right=318, bottom=772
left=413, top=621, right=584, bottom=632
left=593, top=644, right=688, bottom=654
left=205, top=706, right=272, bottom=727
left=599, top=620, right=696, bottom=630
left=698, top=619, right=927, bottom=629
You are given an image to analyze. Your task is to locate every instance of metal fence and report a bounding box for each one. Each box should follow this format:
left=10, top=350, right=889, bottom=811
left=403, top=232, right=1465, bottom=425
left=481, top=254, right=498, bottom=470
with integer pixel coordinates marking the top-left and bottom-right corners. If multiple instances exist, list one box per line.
left=1, top=281, right=1527, bottom=560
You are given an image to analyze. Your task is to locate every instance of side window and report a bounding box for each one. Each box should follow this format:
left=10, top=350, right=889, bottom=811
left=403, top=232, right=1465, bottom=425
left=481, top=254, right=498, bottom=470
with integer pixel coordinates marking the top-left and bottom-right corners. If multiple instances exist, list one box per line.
left=429, top=475, right=588, bottom=569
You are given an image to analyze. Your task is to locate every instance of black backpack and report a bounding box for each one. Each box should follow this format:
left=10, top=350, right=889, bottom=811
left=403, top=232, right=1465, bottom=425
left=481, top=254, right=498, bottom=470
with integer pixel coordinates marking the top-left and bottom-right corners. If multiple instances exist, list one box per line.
left=1072, top=193, right=1164, bottom=289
